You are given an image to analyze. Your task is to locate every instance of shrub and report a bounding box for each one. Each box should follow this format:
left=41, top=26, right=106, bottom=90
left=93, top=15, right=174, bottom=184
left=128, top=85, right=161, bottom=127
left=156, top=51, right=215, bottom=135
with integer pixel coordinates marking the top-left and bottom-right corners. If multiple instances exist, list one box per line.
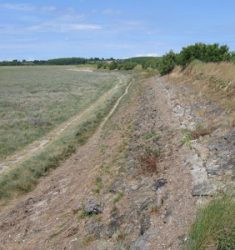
left=178, top=43, right=231, bottom=67
left=159, top=50, right=177, bottom=75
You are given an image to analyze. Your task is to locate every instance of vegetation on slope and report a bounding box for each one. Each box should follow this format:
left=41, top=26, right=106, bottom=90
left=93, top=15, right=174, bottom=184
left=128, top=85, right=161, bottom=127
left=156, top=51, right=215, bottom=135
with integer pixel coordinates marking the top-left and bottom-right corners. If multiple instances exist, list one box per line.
left=186, top=196, right=235, bottom=250
left=159, top=43, right=231, bottom=75
left=171, top=61, right=235, bottom=250
left=178, top=61, right=235, bottom=122
left=96, top=43, right=233, bottom=75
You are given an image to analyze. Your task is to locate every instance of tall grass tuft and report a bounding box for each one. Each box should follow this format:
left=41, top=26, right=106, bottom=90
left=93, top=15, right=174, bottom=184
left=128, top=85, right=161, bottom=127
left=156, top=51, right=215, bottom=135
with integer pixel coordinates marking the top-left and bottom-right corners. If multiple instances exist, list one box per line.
left=186, top=196, right=235, bottom=250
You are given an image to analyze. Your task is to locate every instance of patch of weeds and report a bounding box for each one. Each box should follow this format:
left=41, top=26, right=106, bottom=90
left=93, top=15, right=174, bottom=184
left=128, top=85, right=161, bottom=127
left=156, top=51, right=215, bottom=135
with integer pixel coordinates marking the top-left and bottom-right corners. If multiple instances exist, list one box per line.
left=113, top=192, right=124, bottom=205
left=92, top=176, right=103, bottom=194
left=141, top=154, right=157, bottom=173
left=82, top=235, right=96, bottom=246
left=100, top=144, right=108, bottom=154
left=181, top=124, right=215, bottom=149
left=185, top=195, right=235, bottom=250
left=181, top=129, right=193, bottom=148
left=100, top=164, right=111, bottom=174
left=142, top=130, right=159, bottom=141
left=127, top=123, right=134, bottom=133
left=150, top=205, right=159, bottom=214
left=114, top=230, right=127, bottom=242
left=191, top=123, right=215, bottom=139
left=146, top=147, right=161, bottom=158
left=111, top=206, right=118, bottom=214
left=139, top=147, right=160, bottom=174
left=77, top=210, right=96, bottom=220
left=209, top=76, right=230, bottom=89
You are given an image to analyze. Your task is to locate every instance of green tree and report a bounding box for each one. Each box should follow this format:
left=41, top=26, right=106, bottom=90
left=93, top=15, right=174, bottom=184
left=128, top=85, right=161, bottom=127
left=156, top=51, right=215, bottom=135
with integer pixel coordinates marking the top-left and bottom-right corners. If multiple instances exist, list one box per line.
left=159, top=51, right=176, bottom=75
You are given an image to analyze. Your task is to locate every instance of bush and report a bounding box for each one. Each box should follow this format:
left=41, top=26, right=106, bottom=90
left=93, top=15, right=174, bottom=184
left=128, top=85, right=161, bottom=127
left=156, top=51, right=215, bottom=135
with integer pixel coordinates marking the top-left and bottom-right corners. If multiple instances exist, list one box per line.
left=178, top=43, right=231, bottom=67
left=108, top=61, right=118, bottom=70
left=159, top=51, right=176, bottom=75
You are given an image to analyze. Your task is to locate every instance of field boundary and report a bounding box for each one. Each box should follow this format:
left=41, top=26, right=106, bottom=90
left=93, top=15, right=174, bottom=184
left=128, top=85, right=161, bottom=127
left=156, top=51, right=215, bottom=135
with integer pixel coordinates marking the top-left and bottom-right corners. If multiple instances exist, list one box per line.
left=99, top=77, right=133, bottom=129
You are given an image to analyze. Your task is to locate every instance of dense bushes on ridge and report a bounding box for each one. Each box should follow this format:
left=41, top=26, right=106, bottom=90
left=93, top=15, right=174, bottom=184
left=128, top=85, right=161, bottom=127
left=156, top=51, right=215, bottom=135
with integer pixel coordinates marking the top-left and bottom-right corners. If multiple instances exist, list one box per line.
left=158, top=43, right=231, bottom=75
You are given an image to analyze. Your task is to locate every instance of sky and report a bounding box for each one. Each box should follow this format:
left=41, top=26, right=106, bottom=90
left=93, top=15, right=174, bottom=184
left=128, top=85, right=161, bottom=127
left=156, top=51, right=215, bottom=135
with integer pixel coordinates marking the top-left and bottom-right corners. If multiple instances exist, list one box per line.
left=0, top=0, right=235, bottom=60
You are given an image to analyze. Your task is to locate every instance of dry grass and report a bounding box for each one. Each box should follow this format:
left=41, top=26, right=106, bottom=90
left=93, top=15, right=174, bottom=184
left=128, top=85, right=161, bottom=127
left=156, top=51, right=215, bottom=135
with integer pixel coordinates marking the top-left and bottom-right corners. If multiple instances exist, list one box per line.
left=0, top=66, right=120, bottom=160
left=0, top=77, right=129, bottom=201
left=183, top=61, right=235, bottom=114
left=169, top=62, right=235, bottom=250
left=170, top=61, right=235, bottom=129
left=139, top=148, right=160, bottom=174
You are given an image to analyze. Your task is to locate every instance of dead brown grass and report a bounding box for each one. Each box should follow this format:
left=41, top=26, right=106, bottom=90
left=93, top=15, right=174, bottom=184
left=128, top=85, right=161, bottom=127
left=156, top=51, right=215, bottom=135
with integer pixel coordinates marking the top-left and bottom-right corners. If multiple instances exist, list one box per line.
left=139, top=151, right=159, bottom=174
left=169, top=61, right=235, bottom=128
left=191, top=124, right=217, bottom=139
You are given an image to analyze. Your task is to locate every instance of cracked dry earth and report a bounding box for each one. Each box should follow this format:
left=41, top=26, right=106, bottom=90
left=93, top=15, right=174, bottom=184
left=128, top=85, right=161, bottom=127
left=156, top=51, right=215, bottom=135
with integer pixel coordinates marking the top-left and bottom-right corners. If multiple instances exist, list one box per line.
left=1, top=75, right=232, bottom=250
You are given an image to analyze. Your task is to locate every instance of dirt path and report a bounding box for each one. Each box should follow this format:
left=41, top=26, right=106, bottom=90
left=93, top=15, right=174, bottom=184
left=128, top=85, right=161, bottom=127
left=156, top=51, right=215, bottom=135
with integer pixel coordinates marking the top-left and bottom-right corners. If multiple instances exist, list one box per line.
left=66, top=68, right=94, bottom=73
left=0, top=76, right=200, bottom=250
left=0, top=75, right=126, bottom=175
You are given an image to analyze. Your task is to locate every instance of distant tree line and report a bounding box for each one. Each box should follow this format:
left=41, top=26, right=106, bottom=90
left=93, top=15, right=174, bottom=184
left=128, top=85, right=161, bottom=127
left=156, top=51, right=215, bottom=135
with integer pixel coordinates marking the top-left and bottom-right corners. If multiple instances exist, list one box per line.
left=1, top=43, right=234, bottom=75
left=97, top=56, right=162, bottom=71
left=0, top=55, right=162, bottom=71
left=97, top=60, right=138, bottom=70
left=0, top=57, right=108, bottom=66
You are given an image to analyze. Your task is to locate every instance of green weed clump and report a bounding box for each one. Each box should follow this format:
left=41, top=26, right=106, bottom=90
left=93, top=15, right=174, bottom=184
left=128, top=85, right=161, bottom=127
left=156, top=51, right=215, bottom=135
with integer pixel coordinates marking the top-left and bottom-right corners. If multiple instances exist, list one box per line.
left=185, top=196, right=235, bottom=250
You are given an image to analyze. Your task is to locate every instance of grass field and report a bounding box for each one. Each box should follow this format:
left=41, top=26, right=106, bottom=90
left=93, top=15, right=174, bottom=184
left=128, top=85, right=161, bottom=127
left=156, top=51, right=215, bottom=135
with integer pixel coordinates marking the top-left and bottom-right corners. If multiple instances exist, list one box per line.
left=0, top=66, right=122, bottom=160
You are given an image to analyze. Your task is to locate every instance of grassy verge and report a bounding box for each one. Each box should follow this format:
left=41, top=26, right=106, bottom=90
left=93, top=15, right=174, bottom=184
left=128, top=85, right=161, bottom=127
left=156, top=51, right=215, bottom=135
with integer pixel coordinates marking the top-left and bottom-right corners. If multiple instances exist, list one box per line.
left=185, top=196, right=235, bottom=250
left=0, top=81, right=129, bottom=201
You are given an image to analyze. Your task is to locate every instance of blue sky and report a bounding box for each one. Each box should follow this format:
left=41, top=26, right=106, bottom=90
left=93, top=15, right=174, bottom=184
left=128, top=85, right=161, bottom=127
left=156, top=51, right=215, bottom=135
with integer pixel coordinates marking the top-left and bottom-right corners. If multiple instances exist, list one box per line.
left=0, top=0, right=235, bottom=60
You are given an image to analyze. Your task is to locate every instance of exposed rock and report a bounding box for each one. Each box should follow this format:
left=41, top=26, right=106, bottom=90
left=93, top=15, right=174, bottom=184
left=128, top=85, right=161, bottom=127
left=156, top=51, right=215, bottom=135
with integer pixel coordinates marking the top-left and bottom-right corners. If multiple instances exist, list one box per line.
left=106, top=210, right=124, bottom=238
left=84, top=199, right=103, bottom=215
left=163, top=208, right=172, bottom=224
left=207, top=128, right=235, bottom=178
left=85, top=221, right=103, bottom=239
left=130, top=234, right=151, bottom=250
left=192, top=181, right=216, bottom=196
left=153, top=178, right=167, bottom=191
left=139, top=215, right=151, bottom=236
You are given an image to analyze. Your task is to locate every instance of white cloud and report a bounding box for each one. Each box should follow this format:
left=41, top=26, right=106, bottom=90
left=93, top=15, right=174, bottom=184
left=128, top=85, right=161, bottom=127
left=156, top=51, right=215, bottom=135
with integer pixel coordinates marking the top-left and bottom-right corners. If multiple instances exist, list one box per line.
left=67, top=24, right=101, bottom=31
left=0, top=3, right=57, bottom=12
left=28, top=22, right=101, bottom=32
left=41, top=6, right=57, bottom=12
left=0, top=3, right=35, bottom=11
left=0, top=22, right=102, bottom=34
left=135, top=53, right=159, bottom=57
left=102, top=8, right=121, bottom=15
